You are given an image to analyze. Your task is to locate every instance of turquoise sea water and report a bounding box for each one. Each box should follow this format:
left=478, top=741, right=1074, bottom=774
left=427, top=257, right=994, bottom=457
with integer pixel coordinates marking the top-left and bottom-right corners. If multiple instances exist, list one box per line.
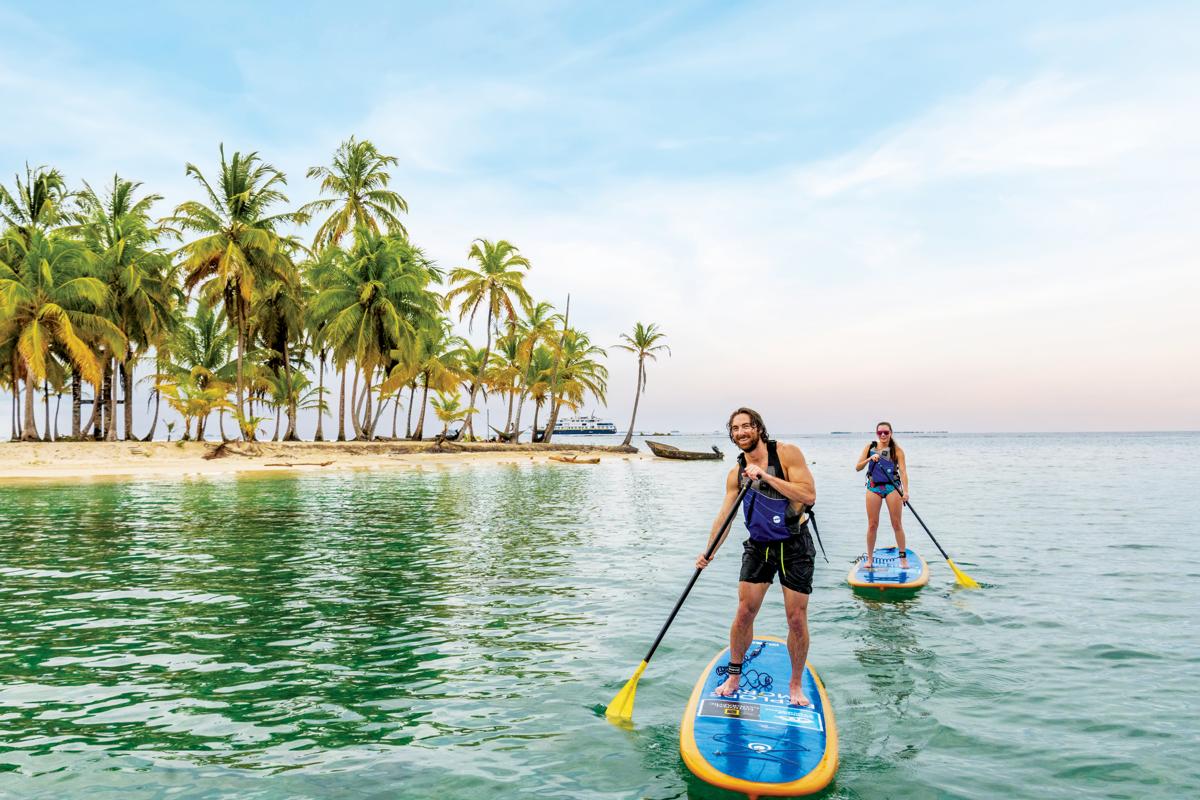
left=0, top=432, right=1196, bottom=799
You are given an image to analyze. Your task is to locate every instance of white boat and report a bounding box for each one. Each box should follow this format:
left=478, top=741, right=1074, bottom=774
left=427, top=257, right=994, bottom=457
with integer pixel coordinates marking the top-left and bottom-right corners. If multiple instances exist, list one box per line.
left=538, top=414, right=617, bottom=436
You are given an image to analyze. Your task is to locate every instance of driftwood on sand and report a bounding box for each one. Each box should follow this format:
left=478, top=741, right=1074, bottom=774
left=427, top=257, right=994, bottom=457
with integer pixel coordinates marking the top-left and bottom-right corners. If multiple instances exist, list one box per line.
left=204, top=442, right=263, bottom=460
left=549, top=454, right=601, bottom=464
left=265, top=461, right=335, bottom=467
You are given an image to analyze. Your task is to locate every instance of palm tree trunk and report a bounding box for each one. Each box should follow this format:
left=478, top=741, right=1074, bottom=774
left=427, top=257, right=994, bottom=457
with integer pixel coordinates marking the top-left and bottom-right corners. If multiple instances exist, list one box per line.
left=272, top=406, right=281, bottom=441
left=532, top=400, right=542, bottom=443
left=336, top=367, right=347, bottom=441
left=350, top=364, right=363, bottom=439
left=42, top=379, right=51, bottom=441
left=21, top=377, right=39, bottom=441
left=465, top=308, right=494, bottom=441
left=71, top=373, right=81, bottom=438
left=104, top=359, right=118, bottom=441
left=85, top=380, right=101, bottom=440
left=392, top=394, right=400, bottom=438
left=362, top=365, right=374, bottom=440
left=543, top=295, right=569, bottom=443
left=413, top=376, right=431, bottom=440
left=505, top=383, right=516, bottom=433
left=142, top=388, right=160, bottom=442
left=122, top=348, right=135, bottom=440
left=54, top=389, right=63, bottom=440
left=314, top=351, right=326, bottom=442
left=283, top=339, right=299, bottom=441
left=622, top=357, right=644, bottom=447
left=236, top=307, right=247, bottom=440
left=405, top=383, right=417, bottom=438
left=513, top=389, right=527, bottom=443
left=12, top=381, right=20, bottom=440
left=219, top=408, right=229, bottom=441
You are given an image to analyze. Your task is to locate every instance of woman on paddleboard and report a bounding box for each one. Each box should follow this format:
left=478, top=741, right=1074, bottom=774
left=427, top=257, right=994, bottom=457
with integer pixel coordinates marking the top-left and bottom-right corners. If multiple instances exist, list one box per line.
left=855, top=421, right=909, bottom=570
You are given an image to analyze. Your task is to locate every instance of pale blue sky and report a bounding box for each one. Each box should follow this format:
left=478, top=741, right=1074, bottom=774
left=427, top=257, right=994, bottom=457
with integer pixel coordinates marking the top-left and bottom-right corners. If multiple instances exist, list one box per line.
left=2, top=1, right=1197, bottom=433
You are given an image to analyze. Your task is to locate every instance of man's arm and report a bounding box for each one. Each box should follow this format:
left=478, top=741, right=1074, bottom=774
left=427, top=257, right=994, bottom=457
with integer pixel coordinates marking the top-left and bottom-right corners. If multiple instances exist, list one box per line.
left=696, top=467, right=741, bottom=569
left=743, top=443, right=816, bottom=506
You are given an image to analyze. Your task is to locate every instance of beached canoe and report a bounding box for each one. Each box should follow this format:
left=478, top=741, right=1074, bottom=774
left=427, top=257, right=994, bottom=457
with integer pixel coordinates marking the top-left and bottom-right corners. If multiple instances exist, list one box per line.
left=680, top=636, right=838, bottom=798
left=548, top=454, right=600, bottom=464
left=646, top=440, right=723, bottom=460
left=847, top=547, right=929, bottom=596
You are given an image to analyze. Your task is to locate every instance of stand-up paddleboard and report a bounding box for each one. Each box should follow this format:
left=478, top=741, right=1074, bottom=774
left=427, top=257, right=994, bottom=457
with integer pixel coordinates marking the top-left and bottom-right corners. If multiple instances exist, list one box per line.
left=847, top=547, right=928, bottom=596
left=680, top=636, right=837, bottom=798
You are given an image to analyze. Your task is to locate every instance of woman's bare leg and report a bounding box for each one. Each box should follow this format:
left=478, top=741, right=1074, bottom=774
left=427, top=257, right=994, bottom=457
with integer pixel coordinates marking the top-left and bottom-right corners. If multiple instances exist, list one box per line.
left=864, top=491, right=883, bottom=569
left=885, top=491, right=907, bottom=567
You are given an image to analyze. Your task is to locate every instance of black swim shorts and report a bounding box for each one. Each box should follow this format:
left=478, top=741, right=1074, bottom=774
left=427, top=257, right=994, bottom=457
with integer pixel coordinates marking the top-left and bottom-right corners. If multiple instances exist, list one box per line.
left=738, top=525, right=815, bottom=594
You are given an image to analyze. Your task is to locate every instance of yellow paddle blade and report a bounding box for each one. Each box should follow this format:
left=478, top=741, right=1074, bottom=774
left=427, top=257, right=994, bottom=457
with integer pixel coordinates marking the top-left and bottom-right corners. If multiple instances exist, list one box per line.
left=605, top=660, right=649, bottom=724
left=947, top=559, right=981, bottom=589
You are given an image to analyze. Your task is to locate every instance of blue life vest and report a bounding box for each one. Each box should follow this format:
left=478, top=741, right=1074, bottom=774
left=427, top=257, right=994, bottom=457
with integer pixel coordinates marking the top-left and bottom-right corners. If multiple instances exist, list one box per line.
left=866, top=442, right=900, bottom=488
left=738, top=440, right=806, bottom=543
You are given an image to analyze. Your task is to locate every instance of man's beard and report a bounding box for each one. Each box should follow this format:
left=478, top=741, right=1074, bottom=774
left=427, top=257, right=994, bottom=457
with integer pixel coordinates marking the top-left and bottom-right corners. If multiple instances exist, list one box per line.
left=736, top=433, right=760, bottom=452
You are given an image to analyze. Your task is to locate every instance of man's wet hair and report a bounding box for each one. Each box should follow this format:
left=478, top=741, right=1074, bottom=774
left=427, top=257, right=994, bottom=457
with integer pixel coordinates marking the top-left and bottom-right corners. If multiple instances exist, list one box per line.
left=727, top=407, right=768, bottom=444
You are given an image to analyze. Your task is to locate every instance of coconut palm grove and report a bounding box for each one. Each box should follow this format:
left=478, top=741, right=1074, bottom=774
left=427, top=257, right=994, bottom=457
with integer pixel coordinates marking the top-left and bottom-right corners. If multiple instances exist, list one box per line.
left=0, top=137, right=661, bottom=444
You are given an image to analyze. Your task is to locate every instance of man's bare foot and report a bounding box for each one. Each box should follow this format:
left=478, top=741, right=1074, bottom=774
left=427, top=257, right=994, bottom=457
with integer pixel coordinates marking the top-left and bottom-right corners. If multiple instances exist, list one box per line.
left=788, top=679, right=812, bottom=707
left=714, top=674, right=740, bottom=697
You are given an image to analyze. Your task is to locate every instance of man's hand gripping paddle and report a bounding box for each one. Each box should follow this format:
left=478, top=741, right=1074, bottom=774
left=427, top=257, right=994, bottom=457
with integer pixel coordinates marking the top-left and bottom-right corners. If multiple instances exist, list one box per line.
left=605, top=480, right=752, bottom=726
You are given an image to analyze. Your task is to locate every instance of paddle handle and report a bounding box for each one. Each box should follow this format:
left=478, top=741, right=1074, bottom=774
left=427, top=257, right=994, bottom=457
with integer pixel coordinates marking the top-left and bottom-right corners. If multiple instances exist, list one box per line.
left=640, top=481, right=750, bottom=664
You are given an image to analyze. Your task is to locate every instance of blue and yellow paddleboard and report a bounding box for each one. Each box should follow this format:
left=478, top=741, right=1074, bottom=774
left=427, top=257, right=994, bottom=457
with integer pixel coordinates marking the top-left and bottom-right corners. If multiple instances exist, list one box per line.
left=847, top=547, right=929, bottom=595
left=680, top=636, right=838, bottom=798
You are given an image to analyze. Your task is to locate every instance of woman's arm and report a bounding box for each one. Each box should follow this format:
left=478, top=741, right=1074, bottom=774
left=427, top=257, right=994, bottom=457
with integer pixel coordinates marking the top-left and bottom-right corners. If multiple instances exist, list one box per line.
left=855, top=444, right=872, bottom=471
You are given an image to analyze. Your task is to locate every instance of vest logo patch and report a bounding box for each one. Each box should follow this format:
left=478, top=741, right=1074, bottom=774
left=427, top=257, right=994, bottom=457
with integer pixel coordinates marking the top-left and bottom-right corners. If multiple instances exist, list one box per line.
left=772, top=515, right=781, bottom=524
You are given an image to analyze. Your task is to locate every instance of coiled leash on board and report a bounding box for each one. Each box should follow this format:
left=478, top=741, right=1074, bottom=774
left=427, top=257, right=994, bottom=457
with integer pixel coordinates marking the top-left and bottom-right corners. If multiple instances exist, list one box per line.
left=716, top=641, right=774, bottom=691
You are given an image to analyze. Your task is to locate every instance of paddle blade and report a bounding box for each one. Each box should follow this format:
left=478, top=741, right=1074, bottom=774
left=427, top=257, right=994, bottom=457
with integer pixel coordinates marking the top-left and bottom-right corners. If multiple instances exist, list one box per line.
left=605, top=660, right=649, bottom=724
left=947, top=559, right=980, bottom=589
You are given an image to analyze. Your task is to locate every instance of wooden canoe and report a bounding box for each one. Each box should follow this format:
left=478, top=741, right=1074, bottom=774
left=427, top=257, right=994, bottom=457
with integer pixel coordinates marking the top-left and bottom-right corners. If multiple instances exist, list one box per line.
left=646, top=440, right=723, bottom=460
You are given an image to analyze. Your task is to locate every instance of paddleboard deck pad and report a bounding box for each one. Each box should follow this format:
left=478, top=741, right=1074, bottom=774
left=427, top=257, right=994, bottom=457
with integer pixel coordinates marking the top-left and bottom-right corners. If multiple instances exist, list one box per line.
left=680, top=636, right=837, bottom=798
left=847, top=547, right=929, bottom=594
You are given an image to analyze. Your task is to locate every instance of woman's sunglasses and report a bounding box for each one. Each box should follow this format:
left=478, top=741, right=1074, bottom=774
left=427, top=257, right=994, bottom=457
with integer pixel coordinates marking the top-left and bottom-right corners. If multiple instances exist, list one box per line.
left=876, top=430, right=890, bottom=436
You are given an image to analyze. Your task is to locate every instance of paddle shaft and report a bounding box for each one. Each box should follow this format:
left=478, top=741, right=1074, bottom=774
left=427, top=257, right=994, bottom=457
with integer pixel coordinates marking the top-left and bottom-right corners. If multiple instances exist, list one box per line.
left=875, top=465, right=952, bottom=561
left=640, top=481, right=751, bottom=664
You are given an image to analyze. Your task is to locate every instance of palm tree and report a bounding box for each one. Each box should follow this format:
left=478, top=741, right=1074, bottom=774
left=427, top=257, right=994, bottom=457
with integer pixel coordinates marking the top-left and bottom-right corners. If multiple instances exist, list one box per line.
left=382, top=317, right=467, bottom=440
left=0, top=164, right=70, bottom=243
left=445, top=239, right=532, bottom=439
left=74, top=176, right=175, bottom=440
left=253, top=272, right=308, bottom=440
left=508, top=302, right=560, bottom=441
left=168, top=145, right=307, bottom=440
left=160, top=301, right=237, bottom=440
left=615, top=322, right=669, bottom=447
left=430, top=391, right=475, bottom=436
left=310, top=228, right=441, bottom=440
left=545, top=329, right=608, bottom=433
left=0, top=231, right=124, bottom=440
left=302, top=137, right=408, bottom=250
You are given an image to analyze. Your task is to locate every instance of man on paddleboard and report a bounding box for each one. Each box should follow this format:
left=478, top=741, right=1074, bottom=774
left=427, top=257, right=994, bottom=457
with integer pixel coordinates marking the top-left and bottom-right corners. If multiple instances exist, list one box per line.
left=696, top=408, right=817, bottom=706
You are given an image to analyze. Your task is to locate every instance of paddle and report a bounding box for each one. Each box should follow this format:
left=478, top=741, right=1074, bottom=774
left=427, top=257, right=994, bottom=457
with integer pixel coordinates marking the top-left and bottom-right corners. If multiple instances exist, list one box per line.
left=874, top=462, right=980, bottom=589
left=605, top=480, right=752, bottom=725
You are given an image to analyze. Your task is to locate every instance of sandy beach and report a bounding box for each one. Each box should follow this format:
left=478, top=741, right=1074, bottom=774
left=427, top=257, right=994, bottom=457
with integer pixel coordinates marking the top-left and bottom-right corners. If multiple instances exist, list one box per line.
left=0, top=440, right=649, bottom=483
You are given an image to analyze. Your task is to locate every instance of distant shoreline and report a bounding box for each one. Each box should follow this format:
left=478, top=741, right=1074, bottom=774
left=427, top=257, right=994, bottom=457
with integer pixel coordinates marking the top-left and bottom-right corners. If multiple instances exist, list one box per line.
left=0, top=441, right=648, bottom=484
